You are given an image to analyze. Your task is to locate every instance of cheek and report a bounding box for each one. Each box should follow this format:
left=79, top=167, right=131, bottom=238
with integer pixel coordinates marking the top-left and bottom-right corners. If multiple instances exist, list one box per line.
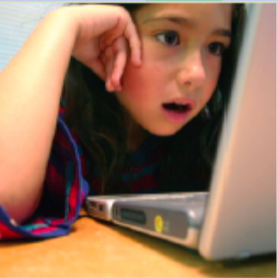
left=121, top=63, right=143, bottom=98
left=206, top=60, right=221, bottom=96
left=120, top=38, right=170, bottom=101
left=120, top=58, right=163, bottom=103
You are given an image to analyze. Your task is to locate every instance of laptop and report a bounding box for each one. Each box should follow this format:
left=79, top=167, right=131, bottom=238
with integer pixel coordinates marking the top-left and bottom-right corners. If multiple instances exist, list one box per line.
left=85, top=4, right=276, bottom=261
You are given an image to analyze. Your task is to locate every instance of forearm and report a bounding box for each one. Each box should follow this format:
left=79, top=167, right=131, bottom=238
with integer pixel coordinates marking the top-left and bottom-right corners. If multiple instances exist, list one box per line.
left=0, top=8, right=78, bottom=223
left=0, top=3, right=141, bottom=224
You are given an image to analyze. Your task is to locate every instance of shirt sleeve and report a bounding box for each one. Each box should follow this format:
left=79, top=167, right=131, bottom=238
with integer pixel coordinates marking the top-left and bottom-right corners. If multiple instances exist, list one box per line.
left=0, top=115, right=89, bottom=240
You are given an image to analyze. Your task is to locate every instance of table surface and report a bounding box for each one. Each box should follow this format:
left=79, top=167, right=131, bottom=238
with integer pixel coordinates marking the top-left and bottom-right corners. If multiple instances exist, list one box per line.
left=0, top=211, right=276, bottom=277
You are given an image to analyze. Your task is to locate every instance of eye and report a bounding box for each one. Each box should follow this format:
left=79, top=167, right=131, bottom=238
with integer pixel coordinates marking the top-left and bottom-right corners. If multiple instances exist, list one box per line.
left=156, top=31, right=180, bottom=46
left=206, top=42, right=226, bottom=56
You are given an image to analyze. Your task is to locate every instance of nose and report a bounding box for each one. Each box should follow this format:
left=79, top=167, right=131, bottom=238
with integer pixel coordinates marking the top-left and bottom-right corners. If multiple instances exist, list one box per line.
left=177, top=50, right=206, bottom=90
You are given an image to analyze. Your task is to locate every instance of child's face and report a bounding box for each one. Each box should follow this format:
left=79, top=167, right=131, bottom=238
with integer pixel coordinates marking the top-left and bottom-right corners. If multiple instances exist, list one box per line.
left=116, top=4, right=232, bottom=136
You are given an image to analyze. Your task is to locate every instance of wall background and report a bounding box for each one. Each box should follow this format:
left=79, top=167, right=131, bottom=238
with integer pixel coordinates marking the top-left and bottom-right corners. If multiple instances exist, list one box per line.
left=0, top=3, right=61, bottom=71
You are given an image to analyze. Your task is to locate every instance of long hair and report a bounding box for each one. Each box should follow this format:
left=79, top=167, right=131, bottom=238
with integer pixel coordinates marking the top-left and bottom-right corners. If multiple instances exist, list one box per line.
left=62, top=3, right=246, bottom=194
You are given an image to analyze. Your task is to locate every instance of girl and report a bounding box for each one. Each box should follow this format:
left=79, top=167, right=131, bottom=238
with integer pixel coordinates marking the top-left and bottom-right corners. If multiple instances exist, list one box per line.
left=0, top=3, right=244, bottom=239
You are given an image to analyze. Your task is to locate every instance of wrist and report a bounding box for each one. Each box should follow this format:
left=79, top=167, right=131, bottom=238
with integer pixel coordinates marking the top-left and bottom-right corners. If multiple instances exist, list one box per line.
left=42, top=6, right=79, bottom=53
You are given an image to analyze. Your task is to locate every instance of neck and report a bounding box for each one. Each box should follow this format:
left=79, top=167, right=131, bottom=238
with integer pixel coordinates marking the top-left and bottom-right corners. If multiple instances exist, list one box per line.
left=124, top=111, right=148, bottom=153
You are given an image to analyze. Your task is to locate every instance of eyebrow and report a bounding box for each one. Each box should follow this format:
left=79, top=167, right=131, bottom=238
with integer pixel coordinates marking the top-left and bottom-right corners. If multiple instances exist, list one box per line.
left=142, top=16, right=231, bottom=38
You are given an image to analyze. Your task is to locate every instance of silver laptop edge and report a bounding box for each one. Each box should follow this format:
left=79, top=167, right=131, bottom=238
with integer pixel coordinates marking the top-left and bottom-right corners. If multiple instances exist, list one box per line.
left=85, top=192, right=207, bottom=221
left=112, top=220, right=200, bottom=249
left=199, top=4, right=276, bottom=260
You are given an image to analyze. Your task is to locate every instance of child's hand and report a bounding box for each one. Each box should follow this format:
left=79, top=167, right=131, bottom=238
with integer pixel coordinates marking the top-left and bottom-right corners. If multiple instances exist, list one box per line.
left=64, top=4, right=141, bottom=91
left=100, top=36, right=129, bottom=92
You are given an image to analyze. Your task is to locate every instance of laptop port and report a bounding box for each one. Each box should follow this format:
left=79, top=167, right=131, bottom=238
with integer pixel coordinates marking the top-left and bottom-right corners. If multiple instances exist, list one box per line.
left=98, top=204, right=104, bottom=212
left=120, top=208, right=146, bottom=224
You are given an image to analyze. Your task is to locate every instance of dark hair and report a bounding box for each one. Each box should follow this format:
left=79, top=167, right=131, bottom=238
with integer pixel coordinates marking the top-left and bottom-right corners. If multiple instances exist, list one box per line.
left=63, top=3, right=246, bottom=194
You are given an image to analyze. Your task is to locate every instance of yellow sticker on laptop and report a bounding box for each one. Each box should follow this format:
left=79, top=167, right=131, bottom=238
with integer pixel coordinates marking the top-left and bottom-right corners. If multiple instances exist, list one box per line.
left=154, top=215, right=163, bottom=233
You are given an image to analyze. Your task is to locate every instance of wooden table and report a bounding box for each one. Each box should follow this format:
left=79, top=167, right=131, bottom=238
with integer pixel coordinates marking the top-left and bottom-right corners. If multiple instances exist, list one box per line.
left=0, top=211, right=275, bottom=277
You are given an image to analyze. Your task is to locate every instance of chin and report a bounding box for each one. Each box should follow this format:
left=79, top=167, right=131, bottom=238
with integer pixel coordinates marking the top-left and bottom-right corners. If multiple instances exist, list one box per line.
left=145, top=125, right=181, bottom=137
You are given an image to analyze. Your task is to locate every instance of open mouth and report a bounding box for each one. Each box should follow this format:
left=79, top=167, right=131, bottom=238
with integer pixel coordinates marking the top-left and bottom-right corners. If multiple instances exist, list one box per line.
left=161, top=100, right=194, bottom=124
left=162, top=103, right=191, bottom=114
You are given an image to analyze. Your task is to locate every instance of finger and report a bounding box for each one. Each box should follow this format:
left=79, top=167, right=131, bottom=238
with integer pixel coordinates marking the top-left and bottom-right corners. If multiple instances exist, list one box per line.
left=99, top=51, right=106, bottom=66
left=100, top=28, right=120, bottom=51
left=104, top=46, right=115, bottom=92
left=74, top=40, right=107, bottom=81
left=100, top=15, right=141, bottom=67
left=124, top=20, right=142, bottom=67
left=111, top=37, right=128, bottom=90
left=99, top=18, right=125, bottom=50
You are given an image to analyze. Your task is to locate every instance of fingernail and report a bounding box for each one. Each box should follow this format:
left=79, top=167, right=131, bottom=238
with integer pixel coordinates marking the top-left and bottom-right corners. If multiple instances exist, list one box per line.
left=106, top=83, right=112, bottom=93
left=133, top=54, right=141, bottom=67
